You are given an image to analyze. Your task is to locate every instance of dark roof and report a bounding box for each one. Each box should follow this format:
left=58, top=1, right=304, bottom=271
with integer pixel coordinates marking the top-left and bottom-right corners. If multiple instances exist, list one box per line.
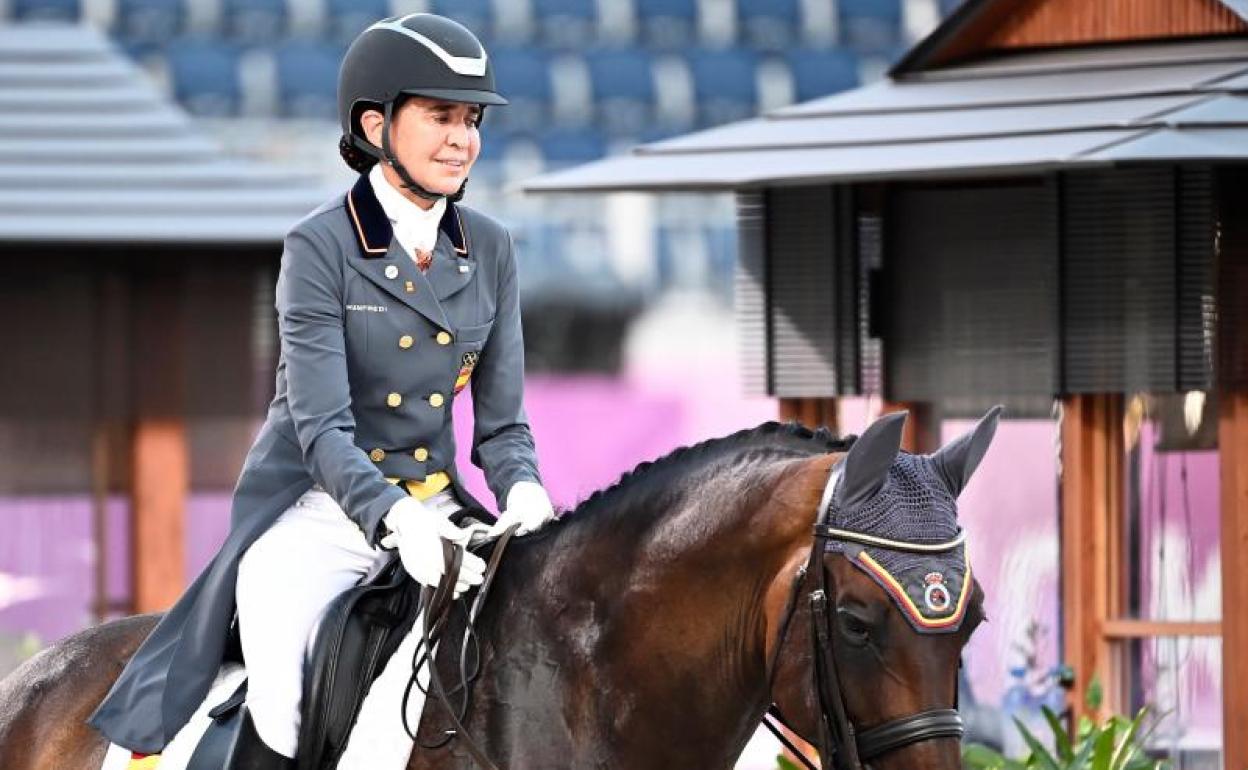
left=524, top=37, right=1248, bottom=193
left=0, top=23, right=329, bottom=243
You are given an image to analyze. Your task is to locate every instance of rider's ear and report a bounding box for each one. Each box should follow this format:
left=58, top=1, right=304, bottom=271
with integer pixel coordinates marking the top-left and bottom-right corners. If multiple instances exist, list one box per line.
left=930, top=404, right=1003, bottom=498
left=835, top=411, right=907, bottom=509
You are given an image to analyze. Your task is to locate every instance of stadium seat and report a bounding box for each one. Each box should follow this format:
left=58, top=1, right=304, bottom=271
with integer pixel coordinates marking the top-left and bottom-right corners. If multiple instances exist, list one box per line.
left=737, top=0, right=799, bottom=52
left=687, top=48, right=759, bottom=126
left=489, top=47, right=553, bottom=132
left=533, top=0, right=596, bottom=50
left=586, top=48, right=655, bottom=137
left=537, top=126, right=607, bottom=168
left=786, top=47, right=859, bottom=102
left=12, top=0, right=79, bottom=21
left=635, top=0, right=696, bottom=50
left=838, top=0, right=904, bottom=54
left=325, top=0, right=387, bottom=44
left=222, top=0, right=288, bottom=44
left=430, top=0, right=494, bottom=40
left=115, top=0, right=185, bottom=46
left=167, top=38, right=242, bottom=117
left=274, top=40, right=343, bottom=120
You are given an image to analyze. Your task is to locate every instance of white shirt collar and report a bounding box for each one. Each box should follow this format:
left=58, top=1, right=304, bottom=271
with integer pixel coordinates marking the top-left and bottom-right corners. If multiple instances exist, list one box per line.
left=368, top=164, right=446, bottom=256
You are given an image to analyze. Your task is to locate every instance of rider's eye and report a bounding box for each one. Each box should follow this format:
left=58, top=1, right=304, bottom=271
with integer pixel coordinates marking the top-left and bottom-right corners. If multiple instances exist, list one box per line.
left=837, top=609, right=872, bottom=645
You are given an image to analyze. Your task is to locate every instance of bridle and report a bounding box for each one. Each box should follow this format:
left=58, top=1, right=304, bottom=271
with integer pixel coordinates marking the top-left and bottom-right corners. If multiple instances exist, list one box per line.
left=761, top=468, right=967, bottom=770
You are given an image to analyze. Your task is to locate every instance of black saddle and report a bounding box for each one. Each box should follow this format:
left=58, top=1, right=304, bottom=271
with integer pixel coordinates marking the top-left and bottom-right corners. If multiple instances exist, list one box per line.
left=189, top=509, right=496, bottom=770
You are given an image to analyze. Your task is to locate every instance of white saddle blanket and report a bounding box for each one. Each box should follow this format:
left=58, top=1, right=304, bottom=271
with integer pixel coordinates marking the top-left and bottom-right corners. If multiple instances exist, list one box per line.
left=101, top=617, right=432, bottom=770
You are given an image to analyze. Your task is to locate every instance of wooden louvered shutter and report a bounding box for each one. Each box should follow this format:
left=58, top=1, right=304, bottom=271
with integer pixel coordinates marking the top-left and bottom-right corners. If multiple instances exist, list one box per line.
left=884, top=179, right=1059, bottom=416
left=735, top=190, right=769, bottom=396
left=1063, top=167, right=1217, bottom=393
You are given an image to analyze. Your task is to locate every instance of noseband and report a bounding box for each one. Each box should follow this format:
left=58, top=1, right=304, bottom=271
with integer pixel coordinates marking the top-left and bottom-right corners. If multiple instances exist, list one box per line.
left=762, top=477, right=967, bottom=770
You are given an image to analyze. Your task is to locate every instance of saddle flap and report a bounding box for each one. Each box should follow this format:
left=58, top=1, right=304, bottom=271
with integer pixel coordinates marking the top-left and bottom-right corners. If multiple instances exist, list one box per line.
left=295, top=554, right=421, bottom=770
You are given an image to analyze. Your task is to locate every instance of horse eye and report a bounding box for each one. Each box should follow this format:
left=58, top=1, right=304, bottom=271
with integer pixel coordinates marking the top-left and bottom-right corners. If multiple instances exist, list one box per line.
left=836, top=609, right=872, bottom=645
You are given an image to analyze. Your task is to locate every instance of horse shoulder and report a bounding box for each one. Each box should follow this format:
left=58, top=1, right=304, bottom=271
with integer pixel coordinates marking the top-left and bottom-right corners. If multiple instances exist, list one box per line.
left=0, top=614, right=161, bottom=770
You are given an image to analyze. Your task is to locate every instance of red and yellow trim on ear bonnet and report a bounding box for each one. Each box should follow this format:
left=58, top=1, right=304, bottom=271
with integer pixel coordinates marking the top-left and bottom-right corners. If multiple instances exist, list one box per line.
left=853, top=550, right=973, bottom=632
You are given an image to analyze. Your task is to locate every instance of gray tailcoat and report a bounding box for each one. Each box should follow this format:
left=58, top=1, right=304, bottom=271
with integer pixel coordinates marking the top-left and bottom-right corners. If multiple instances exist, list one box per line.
left=88, top=175, right=542, bottom=752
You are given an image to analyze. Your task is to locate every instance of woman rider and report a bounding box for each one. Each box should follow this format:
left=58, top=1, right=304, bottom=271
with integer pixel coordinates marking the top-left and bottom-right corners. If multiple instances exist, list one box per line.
left=88, top=13, right=555, bottom=768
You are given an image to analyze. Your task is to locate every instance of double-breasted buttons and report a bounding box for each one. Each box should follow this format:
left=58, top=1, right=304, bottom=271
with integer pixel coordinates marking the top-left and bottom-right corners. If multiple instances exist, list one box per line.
left=436, top=331, right=452, bottom=345
left=413, top=447, right=429, bottom=462
left=429, top=393, right=445, bottom=408
left=386, top=392, right=402, bottom=408
left=399, top=335, right=414, bottom=349
left=384, top=265, right=399, bottom=279
left=369, top=448, right=386, bottom=462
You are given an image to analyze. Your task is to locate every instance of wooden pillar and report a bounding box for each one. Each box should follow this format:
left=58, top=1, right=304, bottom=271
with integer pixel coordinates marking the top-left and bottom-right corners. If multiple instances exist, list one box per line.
left=131, top=420, right=188, bottom=612
left=129, top=270, right=188, bottom=613
left=1059, top=393, right=1125, bottom=719
left=778, top=398, right=839, bottom=433
left=1220, top=391, right=1248, bottom=770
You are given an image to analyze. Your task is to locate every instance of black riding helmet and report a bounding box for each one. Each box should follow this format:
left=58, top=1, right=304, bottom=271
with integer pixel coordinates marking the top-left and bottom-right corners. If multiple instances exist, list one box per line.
left=338, top=13, right=507, bottom=201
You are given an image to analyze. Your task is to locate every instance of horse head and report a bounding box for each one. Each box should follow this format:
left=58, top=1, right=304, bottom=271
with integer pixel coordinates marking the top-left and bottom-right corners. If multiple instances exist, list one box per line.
left=765, top=407, right=1000, bottom=770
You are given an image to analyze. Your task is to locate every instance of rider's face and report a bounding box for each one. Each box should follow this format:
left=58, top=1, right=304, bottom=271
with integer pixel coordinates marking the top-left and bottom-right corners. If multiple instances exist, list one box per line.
left=362, top=97, right=482, bottom=207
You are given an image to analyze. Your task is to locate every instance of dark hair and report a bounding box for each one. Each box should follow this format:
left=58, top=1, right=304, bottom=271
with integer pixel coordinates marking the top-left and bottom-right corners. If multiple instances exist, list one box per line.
left=339, top=133, right=377, bottom=174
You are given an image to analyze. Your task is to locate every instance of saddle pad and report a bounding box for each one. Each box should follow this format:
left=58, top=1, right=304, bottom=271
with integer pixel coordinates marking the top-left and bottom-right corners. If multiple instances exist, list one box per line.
left=100, top=665, right=247, bottom=770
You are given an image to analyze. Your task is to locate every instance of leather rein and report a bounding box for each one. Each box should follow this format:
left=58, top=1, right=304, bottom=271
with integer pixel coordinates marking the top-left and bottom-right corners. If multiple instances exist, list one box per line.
left=760, top=469, right=966, bottom=770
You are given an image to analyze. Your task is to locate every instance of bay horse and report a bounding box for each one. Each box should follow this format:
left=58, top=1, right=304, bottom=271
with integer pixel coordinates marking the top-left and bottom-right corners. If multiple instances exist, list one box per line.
left=0, top=408, right=996, bottom=770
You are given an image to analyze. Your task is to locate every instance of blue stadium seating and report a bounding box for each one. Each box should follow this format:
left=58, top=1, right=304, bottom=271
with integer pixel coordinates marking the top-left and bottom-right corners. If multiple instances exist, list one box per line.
left=737, top=0, right=799, bottom=52
left=586, top=48, right=655, bottom=136
left=167, top=38, right=241, bottom=117
left=222, top=0, right=287, bottom=44
left=838, top=0, right=904, bottom=54
left=688, top=48, right=759, bottom=126
left=533, top=0, right=596, bottom=49
left=489, top=47, right=553, bottom=132
left=786, top=48, right=859, bottom=102
left=115, top=0, right=184, bottom=46
left=635, top=0, right=696, bottom=50
left=325, top=0, right=387, bottom=44
left=430, top=0, right=493, bottom=40
left=274, top=40, right=344, bottom=120
left=12, top=0, right=79, bottom=21
left=537, top=126, right=607, bottom=167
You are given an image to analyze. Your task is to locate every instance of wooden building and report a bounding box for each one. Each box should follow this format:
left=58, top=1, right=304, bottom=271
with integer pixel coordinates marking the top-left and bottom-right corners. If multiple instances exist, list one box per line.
left=527, top=0, right=1248, bottom=764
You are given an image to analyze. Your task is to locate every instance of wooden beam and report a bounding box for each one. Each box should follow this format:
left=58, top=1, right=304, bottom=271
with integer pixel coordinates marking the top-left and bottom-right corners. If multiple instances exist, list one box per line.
left=1060, top=394, right=1125, bottom=719
left=1220, top=390, right=1248, bottom=770
left=1100, top=619, right=1221, bottom=639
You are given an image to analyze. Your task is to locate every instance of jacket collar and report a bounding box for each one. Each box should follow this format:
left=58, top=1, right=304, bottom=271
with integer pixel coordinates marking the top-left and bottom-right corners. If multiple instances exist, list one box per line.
left=345, top=172, right=469, bottom=258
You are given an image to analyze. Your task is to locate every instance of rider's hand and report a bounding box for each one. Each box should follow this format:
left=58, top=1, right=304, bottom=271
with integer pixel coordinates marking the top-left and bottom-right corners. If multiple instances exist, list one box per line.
left=380, top=497, right=486, bottom=598
left=487, top=481, right=556, bottom=538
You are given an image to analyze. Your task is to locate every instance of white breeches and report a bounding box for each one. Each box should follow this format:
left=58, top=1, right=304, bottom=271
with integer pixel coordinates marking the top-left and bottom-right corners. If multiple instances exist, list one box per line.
left=235, top=486, right=461, bottom=760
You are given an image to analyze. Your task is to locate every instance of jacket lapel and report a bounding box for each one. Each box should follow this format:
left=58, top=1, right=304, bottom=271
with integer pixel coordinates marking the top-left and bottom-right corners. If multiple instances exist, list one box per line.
left=345, top=174, right=450, bottom=330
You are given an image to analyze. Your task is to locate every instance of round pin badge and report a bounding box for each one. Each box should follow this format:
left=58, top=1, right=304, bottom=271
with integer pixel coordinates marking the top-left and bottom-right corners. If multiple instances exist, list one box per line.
left=384, top=265, right=399, bottom=279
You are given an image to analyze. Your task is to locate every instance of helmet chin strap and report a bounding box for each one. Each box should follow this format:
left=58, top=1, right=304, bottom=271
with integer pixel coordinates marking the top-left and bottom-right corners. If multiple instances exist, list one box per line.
left=376, top=100, right=468, bottom=203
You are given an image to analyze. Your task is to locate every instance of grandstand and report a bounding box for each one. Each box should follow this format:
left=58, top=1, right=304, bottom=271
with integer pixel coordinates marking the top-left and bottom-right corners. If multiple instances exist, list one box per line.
left=5, top=0, right=945, bottom=297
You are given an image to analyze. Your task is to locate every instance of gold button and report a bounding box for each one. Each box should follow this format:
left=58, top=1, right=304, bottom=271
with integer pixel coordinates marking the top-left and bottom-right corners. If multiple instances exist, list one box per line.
left=413, top=447, right=429, bottom=462
left=428, top=392, right=445, bottom=408
left=369, top=448, right=385, bottom=462
left=398, top=335, right=414, bottom=349
left=386, top=392, right=402, bottom=408
left=436, top=331, right=452, bottom=345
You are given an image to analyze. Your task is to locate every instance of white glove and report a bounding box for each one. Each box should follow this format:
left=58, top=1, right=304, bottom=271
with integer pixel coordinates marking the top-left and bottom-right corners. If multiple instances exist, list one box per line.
left=380, top=496, right=488, bottom=598
left=487, top=481, right=556, bottom=538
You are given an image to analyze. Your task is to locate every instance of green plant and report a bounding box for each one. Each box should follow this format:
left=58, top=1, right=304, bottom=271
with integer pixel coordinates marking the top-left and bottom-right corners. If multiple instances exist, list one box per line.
left=962, top=699, right=1169, bottom=770
left=775, top=757, right=802, bottom=770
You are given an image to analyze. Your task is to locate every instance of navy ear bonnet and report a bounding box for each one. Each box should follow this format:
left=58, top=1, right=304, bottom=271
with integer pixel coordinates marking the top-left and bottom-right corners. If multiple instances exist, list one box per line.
left=824, top=452, right=971, bottom=634
left=822, top=406, right=1001, bottom=634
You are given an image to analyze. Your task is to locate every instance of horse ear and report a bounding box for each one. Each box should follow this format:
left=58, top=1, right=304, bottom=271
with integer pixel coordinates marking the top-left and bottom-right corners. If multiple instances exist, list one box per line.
left=835, top=411, right=907, bottom=509
left=931, top=405, right=1004, bottom=498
